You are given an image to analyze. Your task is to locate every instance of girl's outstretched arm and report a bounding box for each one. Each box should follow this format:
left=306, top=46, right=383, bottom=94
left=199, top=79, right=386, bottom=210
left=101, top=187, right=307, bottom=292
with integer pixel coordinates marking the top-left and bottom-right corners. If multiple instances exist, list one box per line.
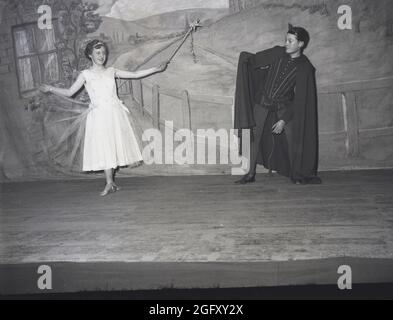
left=115, top=62, right=168, bottom=79
left=39, top=73, right=86, bottom=98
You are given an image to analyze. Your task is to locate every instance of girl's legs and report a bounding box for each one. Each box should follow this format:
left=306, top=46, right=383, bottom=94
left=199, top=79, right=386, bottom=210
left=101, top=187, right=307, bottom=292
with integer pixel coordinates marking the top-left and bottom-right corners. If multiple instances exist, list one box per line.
left=100, top=168, right=121, bottom=196
left=104, top=168, right=114, bottom=185
left=100, top=168, right=115, bottom=196
left=112, top=168, right=120, bottom=190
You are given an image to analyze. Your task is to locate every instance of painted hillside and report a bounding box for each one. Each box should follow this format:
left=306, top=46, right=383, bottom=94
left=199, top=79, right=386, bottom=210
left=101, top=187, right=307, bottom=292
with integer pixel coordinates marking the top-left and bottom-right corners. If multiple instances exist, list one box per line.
left=92, top=8, right=229, bottom=40
left=128, top=0, right=393, bottom=97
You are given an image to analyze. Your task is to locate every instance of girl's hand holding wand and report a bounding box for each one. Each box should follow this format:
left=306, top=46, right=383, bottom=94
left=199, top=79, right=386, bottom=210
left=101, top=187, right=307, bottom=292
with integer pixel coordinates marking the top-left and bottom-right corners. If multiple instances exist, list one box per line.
left=39, top=84, right=53, bottom=93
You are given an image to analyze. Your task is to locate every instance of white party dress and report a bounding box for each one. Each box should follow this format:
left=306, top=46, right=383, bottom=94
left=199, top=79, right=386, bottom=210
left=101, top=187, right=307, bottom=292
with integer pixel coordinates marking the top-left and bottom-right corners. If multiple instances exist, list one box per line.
left=81, top=67, right=143, bottom=171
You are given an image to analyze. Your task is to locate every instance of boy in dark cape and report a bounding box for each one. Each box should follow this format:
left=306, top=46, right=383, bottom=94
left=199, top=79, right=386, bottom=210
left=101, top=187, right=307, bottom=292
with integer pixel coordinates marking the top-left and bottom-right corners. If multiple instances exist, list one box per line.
left=234, top=24, right=321, bottom=185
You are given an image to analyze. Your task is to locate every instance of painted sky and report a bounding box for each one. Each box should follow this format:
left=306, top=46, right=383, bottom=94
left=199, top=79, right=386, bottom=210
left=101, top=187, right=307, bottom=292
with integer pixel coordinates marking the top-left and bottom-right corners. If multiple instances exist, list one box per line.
left=88, top=0, right=229, bottom=20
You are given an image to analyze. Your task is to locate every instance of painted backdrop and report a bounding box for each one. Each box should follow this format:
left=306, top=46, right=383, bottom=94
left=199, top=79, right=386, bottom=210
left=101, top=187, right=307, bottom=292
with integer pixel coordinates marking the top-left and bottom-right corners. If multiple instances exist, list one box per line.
left=0, top=0, right=392, bottom=181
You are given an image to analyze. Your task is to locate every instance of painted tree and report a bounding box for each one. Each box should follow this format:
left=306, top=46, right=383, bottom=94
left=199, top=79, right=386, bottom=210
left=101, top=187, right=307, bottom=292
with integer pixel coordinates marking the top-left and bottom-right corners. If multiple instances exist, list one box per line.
left=51, top=0, right=103, bottom=74
left=3, top=0, right=102, bottom=84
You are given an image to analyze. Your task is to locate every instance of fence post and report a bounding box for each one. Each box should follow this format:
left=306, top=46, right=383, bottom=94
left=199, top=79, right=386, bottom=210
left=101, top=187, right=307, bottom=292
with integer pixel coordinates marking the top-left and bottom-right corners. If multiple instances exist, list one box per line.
left=128, top=80, right=133, bottom=99
left=135, top=80, right=144, bottom=114
left=0, top=90, right=8, bottom=181
left=181, top=90, right=191, bottom=130
left=342, top=92, right=360, bottom=157
left=152, top=84, right=160, bottom=129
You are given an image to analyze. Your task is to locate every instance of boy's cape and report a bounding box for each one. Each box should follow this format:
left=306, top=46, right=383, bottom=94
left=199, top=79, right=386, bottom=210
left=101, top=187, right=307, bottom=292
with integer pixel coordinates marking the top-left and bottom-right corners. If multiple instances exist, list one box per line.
left=234, top=46, right=319, bottom=181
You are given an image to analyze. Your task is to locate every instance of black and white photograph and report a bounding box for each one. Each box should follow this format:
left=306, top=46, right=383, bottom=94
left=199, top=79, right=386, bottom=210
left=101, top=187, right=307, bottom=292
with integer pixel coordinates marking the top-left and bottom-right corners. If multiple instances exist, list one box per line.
left=0, top=0, right=393, bottom=303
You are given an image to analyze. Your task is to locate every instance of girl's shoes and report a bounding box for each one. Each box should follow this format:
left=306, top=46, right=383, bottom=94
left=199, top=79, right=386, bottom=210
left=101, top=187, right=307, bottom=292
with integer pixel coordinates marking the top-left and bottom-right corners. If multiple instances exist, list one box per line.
left=112, top=183, right=121, bottom=191
left=100, top=183, right=117, bottom=196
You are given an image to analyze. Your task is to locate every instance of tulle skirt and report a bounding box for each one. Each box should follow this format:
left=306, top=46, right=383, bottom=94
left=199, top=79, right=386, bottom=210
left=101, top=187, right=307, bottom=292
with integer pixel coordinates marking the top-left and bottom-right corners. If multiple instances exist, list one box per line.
left=83, top=101, right=143, bottom=171
left=42, top=98, right=143, bottom=172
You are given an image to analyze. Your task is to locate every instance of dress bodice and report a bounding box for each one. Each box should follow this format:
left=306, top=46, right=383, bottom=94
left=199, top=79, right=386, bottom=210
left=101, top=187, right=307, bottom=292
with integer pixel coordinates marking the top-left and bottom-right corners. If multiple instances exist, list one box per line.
left=82, top=67, right=119, bottom=108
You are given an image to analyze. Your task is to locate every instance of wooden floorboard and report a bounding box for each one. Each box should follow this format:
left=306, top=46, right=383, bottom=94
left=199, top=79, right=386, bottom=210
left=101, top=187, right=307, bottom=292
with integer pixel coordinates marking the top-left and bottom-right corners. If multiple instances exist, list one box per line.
left=1, top=170, right=393, bottom=264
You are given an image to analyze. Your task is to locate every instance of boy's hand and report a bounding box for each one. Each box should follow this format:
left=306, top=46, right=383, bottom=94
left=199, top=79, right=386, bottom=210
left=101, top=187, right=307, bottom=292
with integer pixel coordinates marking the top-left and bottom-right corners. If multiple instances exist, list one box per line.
left=272, top=120, right=285, bottom=134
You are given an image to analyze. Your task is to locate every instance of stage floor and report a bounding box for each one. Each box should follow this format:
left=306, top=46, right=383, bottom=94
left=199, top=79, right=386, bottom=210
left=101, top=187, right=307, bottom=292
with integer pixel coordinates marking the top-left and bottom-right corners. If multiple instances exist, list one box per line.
left=1, top=170, right=393, bottom=294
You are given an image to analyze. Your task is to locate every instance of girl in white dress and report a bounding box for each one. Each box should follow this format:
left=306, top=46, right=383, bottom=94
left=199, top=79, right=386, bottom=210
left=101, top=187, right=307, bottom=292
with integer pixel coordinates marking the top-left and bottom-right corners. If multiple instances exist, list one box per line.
left=40, top=40, right=168, bottom=196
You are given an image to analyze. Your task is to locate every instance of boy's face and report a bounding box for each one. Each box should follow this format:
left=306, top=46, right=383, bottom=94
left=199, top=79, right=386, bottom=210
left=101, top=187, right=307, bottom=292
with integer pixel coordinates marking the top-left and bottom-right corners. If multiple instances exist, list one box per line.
left=285, top=33, right=303, bottom=55
left=90, top=46, right=107, bottom=66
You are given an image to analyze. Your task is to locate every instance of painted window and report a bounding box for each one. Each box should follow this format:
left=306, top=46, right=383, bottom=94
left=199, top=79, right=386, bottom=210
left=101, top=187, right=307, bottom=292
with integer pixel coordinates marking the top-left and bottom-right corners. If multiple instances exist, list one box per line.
left=12, top=22, right=60, bottom=97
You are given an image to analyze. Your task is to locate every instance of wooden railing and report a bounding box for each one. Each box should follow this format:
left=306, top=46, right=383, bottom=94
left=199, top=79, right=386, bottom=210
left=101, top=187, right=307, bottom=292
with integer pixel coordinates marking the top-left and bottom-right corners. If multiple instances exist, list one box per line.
left=116, top=78, right=233, bottom=131
left=318, top=76, right=393, bottom=159
left=116, top=75, right=393, bottom=168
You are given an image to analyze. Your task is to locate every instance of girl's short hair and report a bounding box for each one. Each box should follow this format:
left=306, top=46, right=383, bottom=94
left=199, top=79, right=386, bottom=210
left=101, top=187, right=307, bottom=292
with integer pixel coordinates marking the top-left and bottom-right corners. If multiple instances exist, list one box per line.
left=84, top=39, right=108, bottom=60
